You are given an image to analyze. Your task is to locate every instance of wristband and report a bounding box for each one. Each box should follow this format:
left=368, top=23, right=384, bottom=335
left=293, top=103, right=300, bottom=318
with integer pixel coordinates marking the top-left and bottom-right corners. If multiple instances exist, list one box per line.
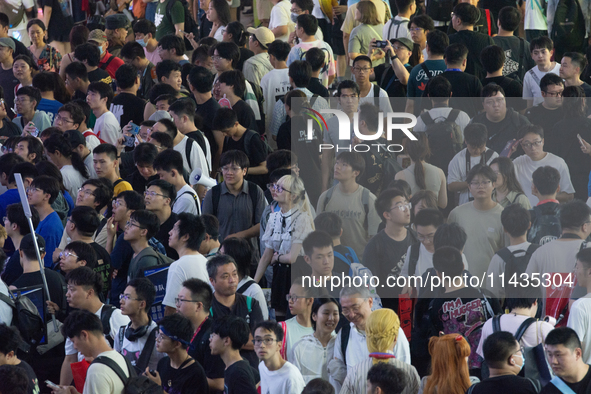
left=391, top=55, right=398, bottom=62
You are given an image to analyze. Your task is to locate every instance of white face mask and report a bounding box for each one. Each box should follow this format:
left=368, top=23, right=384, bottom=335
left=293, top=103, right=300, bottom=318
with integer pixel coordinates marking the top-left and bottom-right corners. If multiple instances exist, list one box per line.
left=290, top=12, right=299, bottom=23
left=513, top=353, right=525, bottom=372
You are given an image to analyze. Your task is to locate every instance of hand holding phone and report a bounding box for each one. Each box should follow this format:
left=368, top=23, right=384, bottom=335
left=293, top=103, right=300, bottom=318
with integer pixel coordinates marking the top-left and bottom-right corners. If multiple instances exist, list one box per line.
left=45, top=380, right=60, bottom=390
left=129, top=123, right=140, bottom=136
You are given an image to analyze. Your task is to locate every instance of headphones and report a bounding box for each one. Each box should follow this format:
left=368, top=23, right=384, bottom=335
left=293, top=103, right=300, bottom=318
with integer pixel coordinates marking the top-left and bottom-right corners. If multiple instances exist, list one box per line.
left=299, top=48, right=331, bottom=76
left=124, top=321, right=151, bottom=342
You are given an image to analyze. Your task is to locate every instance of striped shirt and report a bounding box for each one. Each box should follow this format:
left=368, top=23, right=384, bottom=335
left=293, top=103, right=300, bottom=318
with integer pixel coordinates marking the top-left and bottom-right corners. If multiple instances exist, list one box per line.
left=341, top=358, right=421, bottom=394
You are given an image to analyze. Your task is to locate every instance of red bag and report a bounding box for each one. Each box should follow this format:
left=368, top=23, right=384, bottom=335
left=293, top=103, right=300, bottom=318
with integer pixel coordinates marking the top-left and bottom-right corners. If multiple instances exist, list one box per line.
left=71, top=360, right=90, bottom=392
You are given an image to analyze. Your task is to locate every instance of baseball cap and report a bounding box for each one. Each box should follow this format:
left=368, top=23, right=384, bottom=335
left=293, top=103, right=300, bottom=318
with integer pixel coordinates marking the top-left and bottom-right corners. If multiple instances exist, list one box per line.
left=0, top=38, right=15, bottom=52
left=391, top=37, right=413, bottom=51
left=88, top=29, right=108, bottom=44
left=246, top=27, right=275, bottom=48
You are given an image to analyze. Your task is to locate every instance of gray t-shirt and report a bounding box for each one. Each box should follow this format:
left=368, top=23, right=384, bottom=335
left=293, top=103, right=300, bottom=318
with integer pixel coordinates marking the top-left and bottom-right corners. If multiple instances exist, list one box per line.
left=348, top=23, right=385, bottom=67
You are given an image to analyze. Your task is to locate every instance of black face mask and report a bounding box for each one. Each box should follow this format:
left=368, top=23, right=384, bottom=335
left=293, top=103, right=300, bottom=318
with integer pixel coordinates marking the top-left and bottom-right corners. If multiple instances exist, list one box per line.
left=124, top=321, right=151, bottom=341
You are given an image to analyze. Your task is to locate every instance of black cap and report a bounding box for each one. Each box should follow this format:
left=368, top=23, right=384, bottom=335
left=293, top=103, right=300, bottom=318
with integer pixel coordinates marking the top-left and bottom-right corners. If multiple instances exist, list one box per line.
left=65, top=129, right=86, bottom=148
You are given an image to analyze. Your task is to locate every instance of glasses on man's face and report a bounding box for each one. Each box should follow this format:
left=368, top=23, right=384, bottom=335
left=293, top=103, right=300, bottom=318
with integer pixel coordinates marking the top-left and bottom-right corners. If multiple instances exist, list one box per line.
left=543, top=90, right=563, bottom=97
left=220, top=166, right=242, bottom=174
left=125, top=221, right=144, bottom=229
left=59, top=251, right=78, bottom=259
left=521, top=140, right=543, bottom=150
left=252, top=337, right=278, bottom=346
left=144, top=190, right=167, bottom=198
left=267, top=183, right=291, bottom=193
left=417, top=233, right=434, bottom=242
left=469, top=180, right=492, bottom=188
left=113, top=199, right=125, bottom=208
left=14, top=97, right=31, bottom=104
left=286, top=294, right=304, bottom=302
left=55, top=114, right=74, bottom=124
left=1, top=146, right=11, bottom=154
left=212, top=55, right=226, bottom=61
left=484, top=98, right=505, bottom=107
left=26, top=187, right=40, bottom=194
left=409, top=27, right=423, bottom=32
left=389, top=203, right=411, bottom=212
left=175, top=297, right=200, bottom=306
left=78, top=188, right=95, bottom=197
left=156, top=332, right=169, bottom=341
left=353, top=67, right=371, bottom=73
left=119, top=294, right=142, bottom=301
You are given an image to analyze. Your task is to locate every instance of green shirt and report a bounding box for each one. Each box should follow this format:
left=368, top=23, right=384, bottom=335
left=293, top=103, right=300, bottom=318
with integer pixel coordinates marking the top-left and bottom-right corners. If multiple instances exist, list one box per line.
left=155, top=0, right=184, bottom=40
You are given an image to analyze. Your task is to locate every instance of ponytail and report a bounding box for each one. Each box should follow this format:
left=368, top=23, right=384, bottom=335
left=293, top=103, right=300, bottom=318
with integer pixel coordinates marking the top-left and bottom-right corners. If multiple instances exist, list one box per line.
left=406, top=136, right=430, bottom=191
left=71, top=151, right=89, bottom=179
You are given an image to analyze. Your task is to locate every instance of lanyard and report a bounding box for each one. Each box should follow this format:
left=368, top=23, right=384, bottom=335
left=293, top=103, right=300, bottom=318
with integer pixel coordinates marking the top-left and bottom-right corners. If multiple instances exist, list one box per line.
left=189, top=317, right=208, bottom=348
left=445, top=68, right=462, bottom=72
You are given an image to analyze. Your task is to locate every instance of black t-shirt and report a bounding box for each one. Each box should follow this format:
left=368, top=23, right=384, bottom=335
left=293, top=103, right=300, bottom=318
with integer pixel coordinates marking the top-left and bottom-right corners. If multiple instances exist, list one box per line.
left=307, top=78, right=330, bottom=98
left=87, top=68, right=112, bottom=84
left=0, top=118, right=21, bottom=138
left=1, top=252, right=22, bottom=286
left=199, top=12, right=213, bottom=39
left=525, top=104, right=564, bottom=137
left=155, top=213, right=179, bottom=260
left=0, top=66, right=19, bottom=113
left=42, top=0, right=74, bottom=41
left=224, top=359, right=258, bottom=394
left=471, top=375, right=540, bottom=394
left=448, top=30, right=495, bottom=80
left=374, top=63, right=413, bottom=108
left=196, top=97, right=220, bottom=151
left=232, top=100, right=258, bottom=133
left=540, top=367, right=591, bottom=394
left=580, top=82, right=591, bottom=99
left=223, top=130, right=268, bottom=189
left=492, top=35, right=536, bottom=83
left=188, top=318, right=226, bottom=382
left=16, top=360, right=39, bottom=394
left=125, top=171, right=159, bottom=194
left=471, top=109, right=530, bottom=154
left=157, top=356, right=209, bottom=394
left=448, top=8, right=498, bottom=36
left=440, top=70, right=483, bottom=117
left=482, top=76, right=525, bottom=111
left=12, top=269, right=67, bottom=321
left=91, top=242, right=112, bottom=301
left=110, top=92, right=146, bottom=127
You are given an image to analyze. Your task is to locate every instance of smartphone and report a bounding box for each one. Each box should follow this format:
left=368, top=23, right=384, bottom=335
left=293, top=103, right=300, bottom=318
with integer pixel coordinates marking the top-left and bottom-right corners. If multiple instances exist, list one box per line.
left=123, top=135, right=135, bottom=148
left=500, top=139, right=519, bottom=157
left=578, top=134, right=585, bottom=145
left=375, top=40, right=389, bottom=48
left=46, top=380, right=60, bottom=390
left=129, top=123, right=140, bottom=136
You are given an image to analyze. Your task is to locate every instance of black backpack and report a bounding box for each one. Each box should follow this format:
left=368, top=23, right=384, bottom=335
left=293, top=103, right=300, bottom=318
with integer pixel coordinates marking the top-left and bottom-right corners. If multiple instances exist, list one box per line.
left=211, top=180, right=260, bottom=225
left=504, top=38, right=526, bottom=85
left=495, top=243, right=541, bottom=281
left=92, top=355, right=163, bottom=394
left=421, top=109, right=463, bottom=175
left=551, top=0, right=586, bottom=57
left=100, top=304, right=117, bottom=347
left=426, top=0, right=454, bottom=22
left=166, top=0, right=199, bottom=49
left=0, top=288, right=44, bottom=353
left=527, top=205, right=562, bottom=245
left=245, top=81, right=266, bottom=133
left=407, top=243, right=421, bottom=277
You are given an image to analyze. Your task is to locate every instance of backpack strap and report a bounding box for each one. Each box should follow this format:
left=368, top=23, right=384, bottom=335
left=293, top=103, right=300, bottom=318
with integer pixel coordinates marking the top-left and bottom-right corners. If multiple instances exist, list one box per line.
left=101, top=304, right=116, bottom=341
left=447, top=109, right=460, bottom=123
left=466, top=384, right=476, bottom=394
left=420, top=111, right=435, bottom=126
left=185, top=138, right=194, bottom=171
left=113, top=179, right=123, bottom=189
left=246, top=181, right=260, bottom=225
left=211, top=184, right=222, bottom=217
left=135, top=327, right=157, bottom=372
left=91, top=355, right=135, bottom=384
left=177, top=191, right=200, bottom=213
left=100, top=54, right=115, bottom=71
left=372, top=84, right=380, bottom=99
left=492, top=315, right=502, bottom=332
left=280, top=321, right=287, bottom=359
left=514, top=317, right=537, bottom=342
left=550, top=376, right=577, bottom=394
left=237, top=280, right=256, bottom=294
left=118, top=326, right=125, bottom=351
left=496, top=247, right=515, bottom=266
left=361, top=187, right=370, bottom=231
left=408, top=243, right=421, bottom=277
left=511, top=192, right=524, bottom=204
left=322, top=187, right=335, bottom=212
left=340, top=323, right=351, bottom=365
left=528, top=69, right=541, bottom=87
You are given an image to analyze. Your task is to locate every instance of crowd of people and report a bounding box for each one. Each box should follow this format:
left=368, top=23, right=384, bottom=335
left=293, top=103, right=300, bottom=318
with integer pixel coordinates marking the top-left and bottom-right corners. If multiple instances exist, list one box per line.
left=0, top=0, right=590, bottom=393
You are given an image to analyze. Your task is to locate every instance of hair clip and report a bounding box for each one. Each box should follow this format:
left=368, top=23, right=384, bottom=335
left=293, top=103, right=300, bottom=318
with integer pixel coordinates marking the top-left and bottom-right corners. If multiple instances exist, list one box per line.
left=455, top=335, right=463, bottom=342
left=439, top=331, right=445, bottom=337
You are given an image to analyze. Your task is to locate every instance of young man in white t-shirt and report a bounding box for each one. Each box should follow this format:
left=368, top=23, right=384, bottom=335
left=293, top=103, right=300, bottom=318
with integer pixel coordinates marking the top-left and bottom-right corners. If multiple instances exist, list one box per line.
left=382, top=0, right=415, bottom=41
left=86, top=82, right=120, bottom=145
left=568, top=248, right=591, bottom=365
left=261, top=40, right=291, bottom=137
left=522, top=36, right=561, bottom=108
left=255, top=321, right=306, bottom=394
left=400, top=208, right=445, bottom=279
left=153, top=149, right=201, bottom=215
left=283, top=281, right=313, bottom=361
left=269, top=0, right=294, bottom=42
left=512, top=124, right=574, bottom=206
left=351, top=56, right=392, bottom=114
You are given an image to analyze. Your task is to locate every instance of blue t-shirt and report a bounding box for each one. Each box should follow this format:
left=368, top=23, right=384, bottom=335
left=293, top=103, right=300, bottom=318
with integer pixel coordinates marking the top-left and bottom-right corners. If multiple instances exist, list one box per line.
left=36, top=211, right=64, bottom=269
left=63, top=191, right=74, bottom=217
left=0, top=189, right=21, bottom=221
left=109, top=233, right=134, bottom=307
left=37, top=98, right=63, bottom=124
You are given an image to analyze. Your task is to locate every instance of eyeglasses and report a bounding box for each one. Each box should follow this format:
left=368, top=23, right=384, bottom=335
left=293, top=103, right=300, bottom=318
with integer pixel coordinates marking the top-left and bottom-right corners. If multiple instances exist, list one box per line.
left=521, top=140, right=543, bottom=149
left=119, top=294, right=142, bottom=301
left=59, top=251, right=78, bottom=259
left=286, top=294, right=304, bottom=302
left=409, top=27, right=423, bottom=32
left=156, top=332, right=169, bottom=341
left=26, top=187, right=41, bottom=194
left=175, top=297, right=200, bottom=305
left=1, top=146, right=11, bottom=153
left=144, top=191, right=167, bottom=198
left=14, top=97, right=31, bottom=104
left=220, top=166, right=242, bottom=174
left=212, top=55, right=227, bottom=61
left=484, top=98, right=505, bottom=106
left=353, top=67, right=371, bottom=73
left=2, top=217, right=6, bottom=222
left=543, top=90, right=563, bottom=97
left=125, top=221, right=144, bottom=229
left=55, top=114, right=74, bottom=124
left=78, top=188, right=95, bottom=197
left=469, top=180, right=493, bottom=188
left=417, top=234, right=434, bottom=242
left=267, top=183, right=291, bottom=193
left=389, top=203, right=411, bottom=212
left=252, top=337, right=278, bottom=346
left=340, top=94, right=359, bottom=99
left=113, top=199, right=125, bottom=208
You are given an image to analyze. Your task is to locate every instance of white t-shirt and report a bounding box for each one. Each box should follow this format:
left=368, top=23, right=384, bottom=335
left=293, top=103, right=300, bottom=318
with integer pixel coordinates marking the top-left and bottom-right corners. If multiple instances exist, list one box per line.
left=0, top=280, right=13, bottom=325
left=568, top=295, right=591, bottom=365
left=360, top=85, right=393, bottom=114
left=5, top=0, right=35, bottom=32
left=173, top=135, right=208, bottom=177
left=172, top=184, right=200, bottom=215
left=447, top=148, right=499, bottom=205
left=237, top=276, right=269, bottom=320
left=485, top=241, right=532, bottom=298
left=84, top=350, right=129, bottom=394
left=85, top=153, right=98, bottom=179
left=65, top=305, right=130, bottom=361
left=260, top=68, right=291, bottom=134
left=413, top=107, right=471, bottom=135
left=114, top=320, right=165, bottom=371
left=162, top=254, right=209, bottom=308
left=84, top=129, right=101, bottom=151
left=513, top=152, right=575, bottom=206
left=526, top=239, right=590, bottom=277
left=61, top=165, right=87, bottom=200
left=382, top=15, right=412, bottom=41
left=400, top=243, right=434, bottom=277
left=283, top=316, right=314, bottom=361
left=94, top=112, right=121, bottom=146
left=259, top=361, right=306, bottom=394
left=269, top=0, right=294, bottom=42
left=213, top=25, right=226, bottom=41
left=312, top=0, right=327, bottom=20
left=522, top=64, right=560, bottom=106
left=525, top=0, right=548, bottom=30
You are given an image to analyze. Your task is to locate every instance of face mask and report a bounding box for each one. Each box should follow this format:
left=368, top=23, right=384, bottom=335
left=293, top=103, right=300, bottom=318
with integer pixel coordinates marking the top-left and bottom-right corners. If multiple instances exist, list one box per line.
left=513, top=354, right=525, bottom=372
left=98, top=45, right=104, bottom=55
left=291, top=12, right=298, bottom=23
left=137, top=38, right=147, bottom=48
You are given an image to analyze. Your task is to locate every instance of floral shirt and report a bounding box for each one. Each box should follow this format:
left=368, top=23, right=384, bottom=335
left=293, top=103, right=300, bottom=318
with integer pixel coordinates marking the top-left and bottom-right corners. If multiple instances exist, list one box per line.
left=30, top=44, right=62, bottom=72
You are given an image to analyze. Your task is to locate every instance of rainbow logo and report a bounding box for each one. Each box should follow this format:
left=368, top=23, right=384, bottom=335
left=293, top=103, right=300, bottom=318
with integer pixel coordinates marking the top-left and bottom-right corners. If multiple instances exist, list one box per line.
left=302, top=107, right=328, bottom=132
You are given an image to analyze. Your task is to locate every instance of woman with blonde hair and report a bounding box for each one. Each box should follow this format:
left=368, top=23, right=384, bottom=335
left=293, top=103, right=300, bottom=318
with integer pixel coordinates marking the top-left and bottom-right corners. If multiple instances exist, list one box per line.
left=341, top=308, right=420, bottom=394
left=419, top=334, right=479, bottom=394
left=254, top=174, right=314, bottom=315
left=348, top=1, right=385, bottom=67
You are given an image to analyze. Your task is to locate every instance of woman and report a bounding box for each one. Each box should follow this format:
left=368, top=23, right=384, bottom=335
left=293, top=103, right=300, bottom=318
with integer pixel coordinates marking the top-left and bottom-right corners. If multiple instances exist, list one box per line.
left=59, top=25, right=89, bottom=80
left=43, top=133, right=89, bottom=199
left=409, top=14, right=434, bottom=61
left=36, top=160, right=75, bottom=226
left=207, top=0, right=231, bottom=42
left=348, top=1, right=384, bottom=67
left=490, top=157, right=531, bottom=209
left=419, top=334, right=479, bottom=394
left=42, top=0, right=75, bottom=56
left=254, top=175, right=314, bottom=315
left=341, top=309, right=420, bottom=394
left=220, top=237, right=269, bottom=320
left=13, top=55, right=38, bottom=97
left=51, top=72, right=71, bottom=104
left=27, top=20, right=62, bottom=73
left=396, top=136, right=447, bottom=209
left=291, top=298, right=340, bottom=384
left=223, top=22, right=254, bottom=71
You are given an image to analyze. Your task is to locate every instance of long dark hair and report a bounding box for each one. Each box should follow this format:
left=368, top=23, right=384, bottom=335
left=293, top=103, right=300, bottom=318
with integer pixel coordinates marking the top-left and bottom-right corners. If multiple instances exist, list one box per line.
left=36, top=160, right=66, bottom=192
left=410, top=43, right=422, bottom=67
left=225, top=22, right=247, bottom=46
left=490, top=157, right=524, bottom=194
left=43, top=134, right=89, bottom=179
left=211, top=0, right=231, bottom=26
left=405, top=134, right=431, bottom=190
left=311, top=298, right=340, bottom=330
left=51, top=72, right=71, bottom=103
left=220, top=237, right=256, bottom=279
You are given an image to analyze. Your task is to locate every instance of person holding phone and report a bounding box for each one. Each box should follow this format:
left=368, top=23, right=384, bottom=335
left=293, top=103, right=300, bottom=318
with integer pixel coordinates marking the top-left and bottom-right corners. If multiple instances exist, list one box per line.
left=347, top=1, right=384, bottom=67
left=12, top=86, right=51, bottom=135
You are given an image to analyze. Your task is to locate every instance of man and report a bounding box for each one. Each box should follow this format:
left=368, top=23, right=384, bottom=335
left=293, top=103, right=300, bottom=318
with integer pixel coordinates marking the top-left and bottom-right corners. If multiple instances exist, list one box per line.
left=88, top=29, right=124, bottom=80
left=1, top=203, right=39, bottom=286
left=109, top=64, right=146, bottom=127
left=317, top=152, right=380, bottom=258
left=329, top=286, right=411, bottom=387
left=176, top=278, right=225, bottom=391
left=0, top=157, right=28, bottom=221
left=305, top=48, right=329, bottom=98
left=12, top=86, right=51, bottom=133
left=480, top=45, right=525, bottom=112
left=568, top=248, right=591, bottom=364
left=162, top=213, right=208, bottom=315
left=261, top=40, right=291, bottom=138
left=448, top=3, right=494, bottom=80
left=0, top=37, right=18, bottom=114
left=207, top=255, right=265, bottom=367
left=209, top=315, right=259, bottom=394
left=244, top=27, right=275, bottom=87
left=14, top=136, right=42, bottom=164
left=120, top=41, right=157, bottom=101
left=133, top=18, right=161, bottom=65
left=525, top=73, right=565, bottom=138
left=218, top=71, right=259, bottom=133
left=60, top=310, right=131, bottom=394
left=187, top=67, right=220, bottom=157
left=154, top=0, right=185, bottom=40
left=349, top=56, right=393, bottom=115
left=439, top=43, right=482, bottom=117
left=523, top=36, right=561, bottom=108
left=366, top=363, right=408, bottom=394
left=405, top=30, right=448, bottom=115
left=155, top=60, right=184, bottom=94
left=513, top=125, right=575, bottom=205
left=199, top=214, right=221, bottom=257
left=0, top=13, right=33, bottom=58
left=0, top=324, right=39, bottom=394
left=59, top=267, right=129, bottom=386
left=0, top=365, right=28, bottom=394
left=283, top=281, right=313, bottom=360
left=125, top=143, right=159, bottom=192
left=64, top=62, right=93, bottom=101
left=143, top=179, right=178, bottom=259
left=255, top=320, right=305, bottom=393
left=541, top=327, right=591, bottom=394
left=528, top=166, right=562, bottom=245
left=314, top=212, right=361, bottom=277
left=65, top=129, right=98, bottom=179
left=153, top=149, right=200, bottom=215
left=470, top=331, right=541, bottom=394
left=27, top=176, right=64, bottom=268
left=560, top=52, right=591, bottom=98
left=202, top=150, right=267, bottom=248
left=94, top=144, right=133, bottom=196
left=116, top=278, right=164, bottom=372
left=104, top=14, right=129, bottom=59
left=157, top=35, right=188, bottom=65
left=470, top=84, right=531, bottom=154
left=57, top=241, right=97, bottom=275
left=168, top=98, right=211, bottom=172
left=382, top=0, right=415, bottom=41
left=448, top=164, right=505, bottom=277
left=123, top=209, right=161, bottom=281
left=73, top=42, right=113, bottom=85
left=87, top=82, right=120, bottom=145
left=32, top=72, right=63, bottom=123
